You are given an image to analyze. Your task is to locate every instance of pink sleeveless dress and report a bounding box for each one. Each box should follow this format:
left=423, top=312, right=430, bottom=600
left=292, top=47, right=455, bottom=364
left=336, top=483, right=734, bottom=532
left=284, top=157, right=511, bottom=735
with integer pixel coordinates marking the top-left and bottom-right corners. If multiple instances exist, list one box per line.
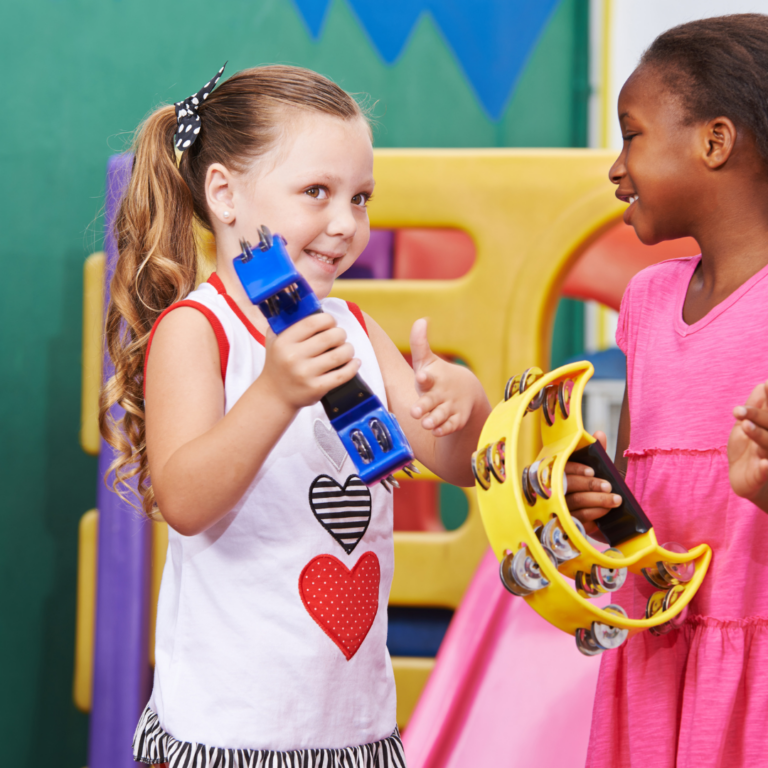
left=586, top=256, right=768, bottom=768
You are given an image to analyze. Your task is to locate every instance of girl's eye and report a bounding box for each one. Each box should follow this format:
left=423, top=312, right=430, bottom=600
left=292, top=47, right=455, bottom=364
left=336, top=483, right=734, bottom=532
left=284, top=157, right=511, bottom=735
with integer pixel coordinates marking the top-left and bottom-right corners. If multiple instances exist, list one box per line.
left=352, top=193, right=372, bottom=208
left=305, top=186, right=329, bottom=200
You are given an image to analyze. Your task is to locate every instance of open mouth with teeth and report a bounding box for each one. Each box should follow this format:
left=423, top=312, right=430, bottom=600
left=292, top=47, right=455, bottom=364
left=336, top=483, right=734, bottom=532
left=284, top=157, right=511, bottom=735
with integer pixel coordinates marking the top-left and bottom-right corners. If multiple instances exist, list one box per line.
left=618, top=193, right=639, bottom=224
left=305, top=249, right=342, bottom=268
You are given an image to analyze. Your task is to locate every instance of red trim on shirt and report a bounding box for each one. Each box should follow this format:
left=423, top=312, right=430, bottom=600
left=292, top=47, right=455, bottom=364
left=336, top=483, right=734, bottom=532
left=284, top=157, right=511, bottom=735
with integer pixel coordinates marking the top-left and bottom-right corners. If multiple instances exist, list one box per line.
left=208, top=272, right=366, bottom=342
left=143, top=300, right=230, bottom=397
left=208, top=272, right=266, bottom=347
left=346, top=301, right=368, bottom=336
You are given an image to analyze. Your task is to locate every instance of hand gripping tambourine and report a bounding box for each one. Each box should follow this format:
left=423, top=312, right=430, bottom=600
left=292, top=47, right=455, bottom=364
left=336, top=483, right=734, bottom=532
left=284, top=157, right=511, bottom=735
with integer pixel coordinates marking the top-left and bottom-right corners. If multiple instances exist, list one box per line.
left=472, top=362, right=712, bottom=656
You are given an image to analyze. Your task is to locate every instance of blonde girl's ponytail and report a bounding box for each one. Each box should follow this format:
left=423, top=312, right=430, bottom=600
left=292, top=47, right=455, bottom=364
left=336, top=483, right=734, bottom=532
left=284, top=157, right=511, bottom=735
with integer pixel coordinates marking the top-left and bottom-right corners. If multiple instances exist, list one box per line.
left=99, top=65, right=369, bottom=517
left=99, top=104, right=198, bottom=517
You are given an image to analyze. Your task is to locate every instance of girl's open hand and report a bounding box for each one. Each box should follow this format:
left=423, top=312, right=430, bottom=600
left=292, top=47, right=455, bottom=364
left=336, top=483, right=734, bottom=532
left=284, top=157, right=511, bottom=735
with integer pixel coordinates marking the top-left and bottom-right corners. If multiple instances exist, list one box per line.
left=409, top=318, right=477, bottom=437
left=565, top=431, right=623, bottom=534
left=729, top=380, right=768, bottom=509
left=261, top=313, right=360, bottom=409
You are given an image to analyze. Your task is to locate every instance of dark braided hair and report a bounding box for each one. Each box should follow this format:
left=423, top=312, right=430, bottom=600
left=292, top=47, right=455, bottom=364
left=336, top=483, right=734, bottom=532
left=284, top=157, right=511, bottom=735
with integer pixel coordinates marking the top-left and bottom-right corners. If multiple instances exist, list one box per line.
left=641, top=14, right=768, bottom=163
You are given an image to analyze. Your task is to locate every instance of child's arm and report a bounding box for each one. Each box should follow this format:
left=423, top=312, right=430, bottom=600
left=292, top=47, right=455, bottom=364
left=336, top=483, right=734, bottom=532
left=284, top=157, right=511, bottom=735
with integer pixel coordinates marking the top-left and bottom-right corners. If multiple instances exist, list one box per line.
left=729, top=380, right=768, bottom=513
left=364, top=315, right=490, bottom=487
left=565, top=384, right=627, bottom=534
left=145, top=308, right=359, bottom=535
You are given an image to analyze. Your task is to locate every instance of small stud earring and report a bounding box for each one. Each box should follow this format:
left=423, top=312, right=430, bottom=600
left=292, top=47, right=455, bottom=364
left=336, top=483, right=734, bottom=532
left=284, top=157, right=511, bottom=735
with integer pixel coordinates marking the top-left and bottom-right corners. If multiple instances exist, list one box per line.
left=223, top=211, right=230, bottom=219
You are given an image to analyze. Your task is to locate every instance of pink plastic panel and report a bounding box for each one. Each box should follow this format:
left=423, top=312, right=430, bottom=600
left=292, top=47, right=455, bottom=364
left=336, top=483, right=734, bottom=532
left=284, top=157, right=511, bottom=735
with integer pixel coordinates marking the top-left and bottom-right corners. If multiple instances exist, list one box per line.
left=403, top=548, right=601, bottom=768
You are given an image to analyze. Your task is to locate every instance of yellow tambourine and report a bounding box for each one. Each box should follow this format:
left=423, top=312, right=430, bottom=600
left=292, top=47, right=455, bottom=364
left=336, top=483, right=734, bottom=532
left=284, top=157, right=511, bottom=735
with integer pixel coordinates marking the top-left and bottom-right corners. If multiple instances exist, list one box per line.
left=473, top=362, right=711, bottom=655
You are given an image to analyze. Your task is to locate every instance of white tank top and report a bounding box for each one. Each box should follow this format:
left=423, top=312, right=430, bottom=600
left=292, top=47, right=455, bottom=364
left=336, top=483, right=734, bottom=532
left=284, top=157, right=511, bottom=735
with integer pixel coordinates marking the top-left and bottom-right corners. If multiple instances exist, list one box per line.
left=146, top=274, right=397, bottom=751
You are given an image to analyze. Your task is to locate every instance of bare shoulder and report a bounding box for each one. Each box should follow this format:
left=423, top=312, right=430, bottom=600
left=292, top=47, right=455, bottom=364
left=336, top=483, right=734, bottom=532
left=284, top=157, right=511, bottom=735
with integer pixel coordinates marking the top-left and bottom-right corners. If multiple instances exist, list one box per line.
left=150, top=303, right=218, bottom=341
left=145, top=305, right=223, bottom=401
left=144, top=304, right=225, bottom=477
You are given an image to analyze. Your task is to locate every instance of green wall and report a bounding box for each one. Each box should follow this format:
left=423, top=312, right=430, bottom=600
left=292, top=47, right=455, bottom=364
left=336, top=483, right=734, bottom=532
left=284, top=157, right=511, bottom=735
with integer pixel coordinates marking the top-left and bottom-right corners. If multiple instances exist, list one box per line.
left=0, top=1, right=587, bottom=764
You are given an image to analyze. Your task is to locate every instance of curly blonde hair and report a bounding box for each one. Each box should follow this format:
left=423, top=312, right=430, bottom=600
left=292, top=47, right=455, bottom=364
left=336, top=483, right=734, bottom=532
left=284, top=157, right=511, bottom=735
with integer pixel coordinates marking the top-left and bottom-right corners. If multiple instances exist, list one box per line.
left=99, top=65, right=367, bottom=517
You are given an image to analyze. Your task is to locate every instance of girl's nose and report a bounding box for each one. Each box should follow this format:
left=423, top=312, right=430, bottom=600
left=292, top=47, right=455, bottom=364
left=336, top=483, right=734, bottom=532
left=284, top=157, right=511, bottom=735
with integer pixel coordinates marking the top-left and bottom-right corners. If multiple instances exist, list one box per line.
left=327, top=203, right=357, bottom=239
left=609, top=149, right=626, bottom=186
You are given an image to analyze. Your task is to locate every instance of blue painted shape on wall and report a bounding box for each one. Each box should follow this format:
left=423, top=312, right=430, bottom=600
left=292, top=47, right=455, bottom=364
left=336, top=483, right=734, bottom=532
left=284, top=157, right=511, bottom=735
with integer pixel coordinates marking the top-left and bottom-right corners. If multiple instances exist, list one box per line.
left=292, top=0, right=562, bottom=119
left=346, top=1, right=424, bottom=63
left=564, top=348, right=627, bottom=380
left=387, top=607, right=454, bottom=657
left=292, top=0, right=334, bottom=38
left=429, top=1, right=562, bottom=119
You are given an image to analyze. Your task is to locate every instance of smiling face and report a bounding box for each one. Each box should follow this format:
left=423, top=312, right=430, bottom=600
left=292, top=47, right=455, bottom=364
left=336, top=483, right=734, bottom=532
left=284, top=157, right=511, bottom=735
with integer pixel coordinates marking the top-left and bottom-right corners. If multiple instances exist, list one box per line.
left=230, top=112, right=374, bottom=299
left=610, top=66, right=705, bottom=245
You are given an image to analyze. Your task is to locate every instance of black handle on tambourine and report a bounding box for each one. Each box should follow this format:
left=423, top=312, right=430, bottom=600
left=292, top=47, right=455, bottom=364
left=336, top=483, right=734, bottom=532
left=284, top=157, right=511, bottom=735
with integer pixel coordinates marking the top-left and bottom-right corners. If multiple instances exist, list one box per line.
left=570, top=441, right=652, bottom=547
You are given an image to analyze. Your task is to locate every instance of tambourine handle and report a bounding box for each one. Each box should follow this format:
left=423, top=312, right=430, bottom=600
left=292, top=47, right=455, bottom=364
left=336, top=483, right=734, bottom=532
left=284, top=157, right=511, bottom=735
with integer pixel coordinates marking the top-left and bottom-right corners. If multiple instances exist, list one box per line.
left=569, top=440, right=652, bottom=547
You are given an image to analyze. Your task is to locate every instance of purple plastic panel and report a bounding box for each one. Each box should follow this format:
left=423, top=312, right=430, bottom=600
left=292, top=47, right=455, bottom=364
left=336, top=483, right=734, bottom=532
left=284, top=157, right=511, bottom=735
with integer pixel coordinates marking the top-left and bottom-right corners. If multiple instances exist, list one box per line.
left=338, top=228, right=393, bottom=279
left=89, top=154, right=152, bottom=768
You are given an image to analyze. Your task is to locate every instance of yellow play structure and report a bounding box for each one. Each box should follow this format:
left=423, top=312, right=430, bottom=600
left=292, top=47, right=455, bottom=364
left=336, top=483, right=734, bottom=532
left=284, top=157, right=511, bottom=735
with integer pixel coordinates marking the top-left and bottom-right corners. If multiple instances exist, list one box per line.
left=75, top=148, right=626, bottom=727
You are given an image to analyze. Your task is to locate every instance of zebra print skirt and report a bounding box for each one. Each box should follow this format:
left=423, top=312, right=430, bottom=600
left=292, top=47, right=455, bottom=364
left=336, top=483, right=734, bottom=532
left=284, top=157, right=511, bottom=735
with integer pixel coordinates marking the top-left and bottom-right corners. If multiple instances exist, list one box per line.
left=133, top=707, right=408, bottom=768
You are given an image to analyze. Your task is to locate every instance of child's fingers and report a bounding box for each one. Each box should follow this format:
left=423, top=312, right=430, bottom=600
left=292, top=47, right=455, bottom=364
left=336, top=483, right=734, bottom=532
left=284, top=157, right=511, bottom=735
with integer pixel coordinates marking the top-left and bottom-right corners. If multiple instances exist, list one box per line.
left=564, top=461, right=595, bottom=478
left=742, top=420, right=768, bottom=454
left=299, top=344, right=355, bottom=383
left=410, top=318, right=436, bottom=374
left=432, top=413, right=463, bottom=437
left=282, top=311, right=338, bottom=343
left=565, top=474, right=613, bottom=495
left=759, top=458, right=768, bottom=486
left=755, top=457, right=768, bottom=485
left=411, top=392, right=437, bottom=420
left=315, top=357, right=361, bottom=391
left=311, top=342, right=356, bottom=374
left=421, top=402, right=451, bottom=431
left=414, top=366, right=436, bottom=394
left=572, top=506, right=616, bottom=522
left=747, top=379, right=768, bottom=409
left=566, top=491, right=622, bottom=514
left=300, top=326, right=348, bottom=357
left=735, top=404, right=768, bottom=430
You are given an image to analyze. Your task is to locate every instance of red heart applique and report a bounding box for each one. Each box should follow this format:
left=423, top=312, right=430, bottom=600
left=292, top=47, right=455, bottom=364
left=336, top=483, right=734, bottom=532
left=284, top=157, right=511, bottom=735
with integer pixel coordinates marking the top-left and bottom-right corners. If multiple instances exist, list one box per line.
left=299, top=552, right=380, bottom=660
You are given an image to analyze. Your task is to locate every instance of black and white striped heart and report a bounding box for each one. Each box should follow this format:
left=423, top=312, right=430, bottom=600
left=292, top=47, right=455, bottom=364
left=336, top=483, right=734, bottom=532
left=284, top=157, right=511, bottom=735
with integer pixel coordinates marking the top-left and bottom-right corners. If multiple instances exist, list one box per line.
left=309, top=475, right=372, bottom=555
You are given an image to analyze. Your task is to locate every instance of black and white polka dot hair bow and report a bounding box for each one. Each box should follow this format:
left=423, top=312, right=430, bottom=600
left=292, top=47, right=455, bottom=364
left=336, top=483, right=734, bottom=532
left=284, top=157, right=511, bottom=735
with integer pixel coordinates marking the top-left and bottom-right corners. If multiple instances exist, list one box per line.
left=174, top=62, right=227, bottom=151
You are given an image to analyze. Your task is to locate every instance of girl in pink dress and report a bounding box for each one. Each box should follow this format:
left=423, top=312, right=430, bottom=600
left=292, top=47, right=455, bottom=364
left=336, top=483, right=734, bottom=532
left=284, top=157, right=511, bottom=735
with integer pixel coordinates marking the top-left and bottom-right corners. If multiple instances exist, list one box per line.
left=565, top=15, right=768, bottom=767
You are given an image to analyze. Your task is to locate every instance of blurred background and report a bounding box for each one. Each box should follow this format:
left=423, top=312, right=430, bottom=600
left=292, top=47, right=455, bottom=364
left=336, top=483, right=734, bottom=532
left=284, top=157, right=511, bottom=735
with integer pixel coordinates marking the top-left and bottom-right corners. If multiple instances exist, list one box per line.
left=2, top=1, right=764, bottom=765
